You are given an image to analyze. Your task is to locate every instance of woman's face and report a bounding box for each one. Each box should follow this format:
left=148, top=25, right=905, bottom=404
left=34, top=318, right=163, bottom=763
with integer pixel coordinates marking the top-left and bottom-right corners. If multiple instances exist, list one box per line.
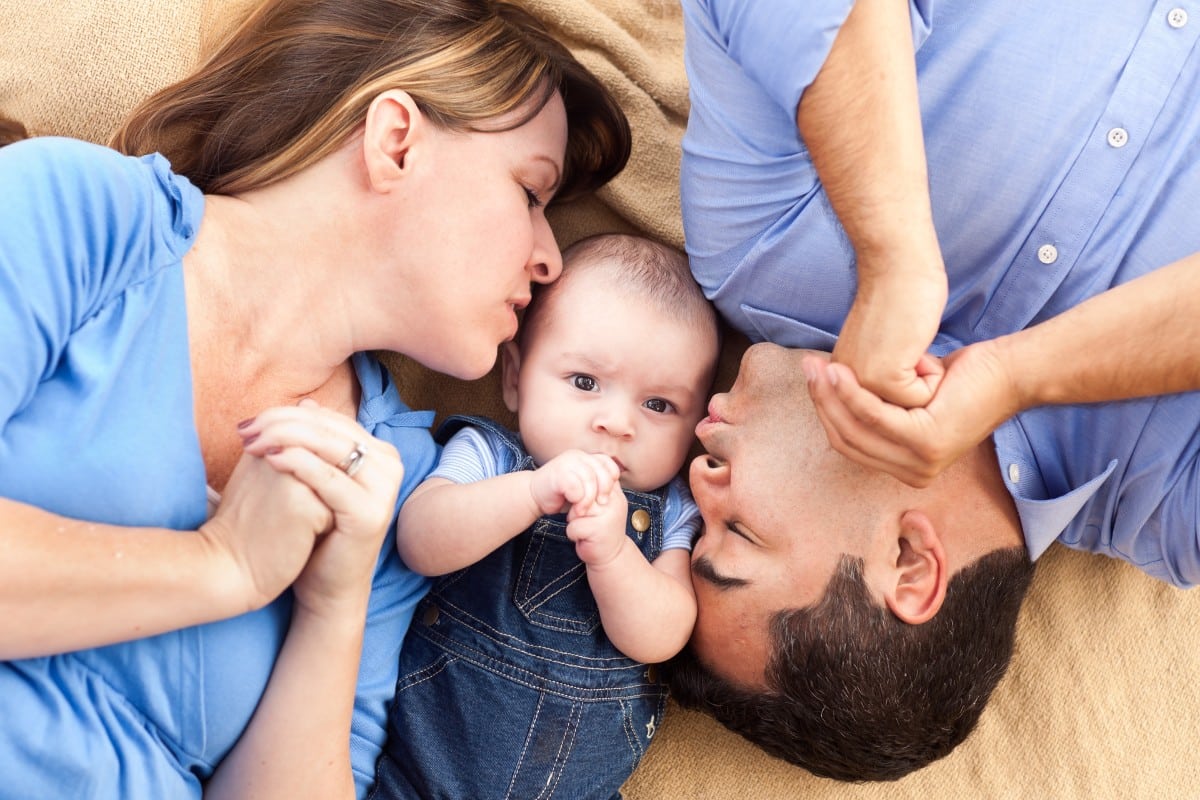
left=396, top=92, right=569, bottom=380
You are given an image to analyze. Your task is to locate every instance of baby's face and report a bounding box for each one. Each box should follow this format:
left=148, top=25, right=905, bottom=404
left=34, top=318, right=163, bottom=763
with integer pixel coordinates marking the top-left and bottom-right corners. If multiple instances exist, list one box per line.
left=514, top=270, right=716, bottom=492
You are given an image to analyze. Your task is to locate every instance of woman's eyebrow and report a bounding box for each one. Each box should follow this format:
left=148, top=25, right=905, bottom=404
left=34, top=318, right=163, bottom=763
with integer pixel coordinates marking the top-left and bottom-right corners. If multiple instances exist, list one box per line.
left=691, top=555, right=750, bottom=590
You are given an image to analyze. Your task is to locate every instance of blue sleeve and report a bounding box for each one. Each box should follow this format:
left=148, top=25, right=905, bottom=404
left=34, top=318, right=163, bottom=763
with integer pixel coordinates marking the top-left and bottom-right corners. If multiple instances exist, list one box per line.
left=0, top=137, right=195, bottom=425
left=661, top=477, right=700, bottom=552
left=430, top=426, right=505, bottom=484
left=1150, top=464, right=1200, bottom=588
left=692, top=0, right=933, bottom=117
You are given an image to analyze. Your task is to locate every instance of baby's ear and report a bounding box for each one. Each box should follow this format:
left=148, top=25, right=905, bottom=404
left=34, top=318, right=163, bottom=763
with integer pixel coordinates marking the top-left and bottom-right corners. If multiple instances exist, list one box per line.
left=500, top=341, right=522, bottom=414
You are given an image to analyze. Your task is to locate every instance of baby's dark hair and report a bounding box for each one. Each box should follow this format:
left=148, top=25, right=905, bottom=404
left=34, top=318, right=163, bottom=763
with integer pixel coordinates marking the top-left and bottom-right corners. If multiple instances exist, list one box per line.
left=519, top=233, right=718, bottom=350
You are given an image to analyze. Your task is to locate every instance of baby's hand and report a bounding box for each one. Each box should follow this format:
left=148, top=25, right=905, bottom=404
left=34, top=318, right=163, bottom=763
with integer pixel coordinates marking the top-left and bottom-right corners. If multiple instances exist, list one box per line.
left=566, top=482, right=629, bottom=567
left=529, top=450, right=620, bottom=517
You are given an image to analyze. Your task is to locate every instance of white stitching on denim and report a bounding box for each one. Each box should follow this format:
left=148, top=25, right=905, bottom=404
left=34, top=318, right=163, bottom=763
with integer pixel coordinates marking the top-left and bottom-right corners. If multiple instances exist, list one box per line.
left=411, top=627, right=661, bottom=701
left=506, top=692, right=546, bottom=799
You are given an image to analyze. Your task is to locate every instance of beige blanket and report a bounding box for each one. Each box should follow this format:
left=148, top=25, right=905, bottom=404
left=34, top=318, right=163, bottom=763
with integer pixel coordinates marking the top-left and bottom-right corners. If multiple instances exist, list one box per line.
left=4, top=1, right=1199, bottom=796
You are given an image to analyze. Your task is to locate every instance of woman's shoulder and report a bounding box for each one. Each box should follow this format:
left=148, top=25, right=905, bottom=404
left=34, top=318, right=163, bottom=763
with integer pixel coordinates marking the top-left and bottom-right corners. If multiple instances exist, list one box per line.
left=1, top=136, right=129, bottom=179
left=0, top=136, right=204, bottom=333
left=1, top=136, right=201, bottom=239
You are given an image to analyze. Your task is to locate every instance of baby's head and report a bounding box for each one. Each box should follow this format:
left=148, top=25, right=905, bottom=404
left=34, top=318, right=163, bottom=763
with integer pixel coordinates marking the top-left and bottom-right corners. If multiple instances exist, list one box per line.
left=501, top=233, right=720, bottom=492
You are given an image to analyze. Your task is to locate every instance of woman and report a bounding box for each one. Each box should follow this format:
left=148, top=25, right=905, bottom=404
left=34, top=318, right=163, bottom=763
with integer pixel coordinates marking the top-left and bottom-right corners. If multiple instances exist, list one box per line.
left=0, top=0, right=629, bottom=797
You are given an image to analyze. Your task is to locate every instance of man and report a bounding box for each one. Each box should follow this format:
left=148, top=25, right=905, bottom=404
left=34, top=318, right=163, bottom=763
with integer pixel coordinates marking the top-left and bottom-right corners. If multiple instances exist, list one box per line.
left=671, top=0, right=1200, bottom=781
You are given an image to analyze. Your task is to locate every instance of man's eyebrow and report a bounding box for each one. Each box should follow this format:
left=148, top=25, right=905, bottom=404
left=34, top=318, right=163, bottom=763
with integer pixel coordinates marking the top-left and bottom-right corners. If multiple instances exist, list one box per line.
left=691, top=555, right=750, bottom=590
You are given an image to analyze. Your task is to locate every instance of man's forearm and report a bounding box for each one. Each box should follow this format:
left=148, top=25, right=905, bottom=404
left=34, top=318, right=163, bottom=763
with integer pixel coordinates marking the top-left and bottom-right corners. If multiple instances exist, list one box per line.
left=1000, top=251, right=1200, bottom=409
left=797, top=0, right=938, bottom=267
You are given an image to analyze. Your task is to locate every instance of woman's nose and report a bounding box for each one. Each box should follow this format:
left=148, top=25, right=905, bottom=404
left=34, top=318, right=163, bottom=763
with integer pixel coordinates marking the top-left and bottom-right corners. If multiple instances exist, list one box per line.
left=528, top=217, right=562, bottom=284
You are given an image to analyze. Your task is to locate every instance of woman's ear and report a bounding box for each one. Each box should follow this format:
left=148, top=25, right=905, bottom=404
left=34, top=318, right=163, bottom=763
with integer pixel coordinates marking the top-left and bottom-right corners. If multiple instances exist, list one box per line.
left=500, top=340, right=522, bottom=414
left=361, top=89, right=423, bottom=191
left=882, top=509, right=948, bottom=624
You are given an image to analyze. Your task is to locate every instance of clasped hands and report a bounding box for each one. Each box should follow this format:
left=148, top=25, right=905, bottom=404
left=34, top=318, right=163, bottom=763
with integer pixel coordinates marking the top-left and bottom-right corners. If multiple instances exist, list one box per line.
left=528, top=450, right=629, bottom=568
left=198, top=399, right=403, bottom=617
left=813, top=265, right=1021, bottom=488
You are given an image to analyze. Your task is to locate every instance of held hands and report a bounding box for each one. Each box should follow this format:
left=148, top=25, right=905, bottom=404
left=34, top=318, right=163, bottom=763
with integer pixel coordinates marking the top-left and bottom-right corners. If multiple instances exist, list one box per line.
left=236, top=399, right=404, bottom=615
left=199, top=448, right=333, bottom=613
left=804, top=339, right=1021, bottom=487
left=529, top=451, right=628, bottom=566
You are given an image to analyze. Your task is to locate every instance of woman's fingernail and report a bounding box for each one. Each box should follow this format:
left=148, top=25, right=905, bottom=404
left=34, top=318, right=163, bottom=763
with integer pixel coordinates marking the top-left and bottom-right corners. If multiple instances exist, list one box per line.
left=265, top=446, right=283, bottom=455
left=242, top=433, right=259, bottom=446
left=826, top=364, right=839, bottom=387
left=237, top=417, right=255, bottom=429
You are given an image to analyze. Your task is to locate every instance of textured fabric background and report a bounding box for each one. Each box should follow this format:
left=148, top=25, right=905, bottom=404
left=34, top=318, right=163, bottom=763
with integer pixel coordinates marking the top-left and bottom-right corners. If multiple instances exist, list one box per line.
left=3, top=1, right=1199, bottom=797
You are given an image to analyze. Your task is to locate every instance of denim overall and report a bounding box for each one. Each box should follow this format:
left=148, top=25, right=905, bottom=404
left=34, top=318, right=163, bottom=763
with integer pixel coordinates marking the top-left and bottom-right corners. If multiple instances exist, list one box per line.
left=371, top=416, right=669, bottom=800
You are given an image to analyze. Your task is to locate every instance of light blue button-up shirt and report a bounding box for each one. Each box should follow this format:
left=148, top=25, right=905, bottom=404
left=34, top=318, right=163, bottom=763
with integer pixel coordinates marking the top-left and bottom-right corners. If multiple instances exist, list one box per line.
left=681, top=0, right=1200, bottom=586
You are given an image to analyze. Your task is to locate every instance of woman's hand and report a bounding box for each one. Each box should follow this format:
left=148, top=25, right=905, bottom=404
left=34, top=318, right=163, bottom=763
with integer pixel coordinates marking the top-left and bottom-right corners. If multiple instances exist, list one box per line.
left=239, top=399, right=404, bottom=616
left=199, top=450, right=332, bottom=613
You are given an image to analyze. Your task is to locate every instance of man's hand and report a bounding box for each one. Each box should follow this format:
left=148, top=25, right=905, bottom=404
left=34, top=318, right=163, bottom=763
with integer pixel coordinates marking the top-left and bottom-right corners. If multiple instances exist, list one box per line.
left=833, top=258, right=947, bottom=408
left=805, top=339, right=1020, bottom=487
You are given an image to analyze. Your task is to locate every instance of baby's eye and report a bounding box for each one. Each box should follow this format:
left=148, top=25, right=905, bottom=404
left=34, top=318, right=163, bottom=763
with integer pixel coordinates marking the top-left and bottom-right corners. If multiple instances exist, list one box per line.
left=644, top=398, right=673, bottom=414
left=571, top=374, right=598, bottom=392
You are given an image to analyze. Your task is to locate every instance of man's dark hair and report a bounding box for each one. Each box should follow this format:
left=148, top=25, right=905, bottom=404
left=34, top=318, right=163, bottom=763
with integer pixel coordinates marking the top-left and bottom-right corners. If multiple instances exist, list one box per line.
left=669, top=547, right=1035, bottom=781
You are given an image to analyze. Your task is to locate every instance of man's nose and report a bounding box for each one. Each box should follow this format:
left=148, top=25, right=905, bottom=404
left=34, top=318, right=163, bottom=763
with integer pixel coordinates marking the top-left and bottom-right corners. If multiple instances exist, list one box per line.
left=689, top=453, right=730, bottom=490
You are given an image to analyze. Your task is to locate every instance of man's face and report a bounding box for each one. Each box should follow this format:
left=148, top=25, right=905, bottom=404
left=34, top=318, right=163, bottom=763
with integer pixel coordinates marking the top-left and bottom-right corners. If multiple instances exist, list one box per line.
left=688, top=344, right=856, bottom=688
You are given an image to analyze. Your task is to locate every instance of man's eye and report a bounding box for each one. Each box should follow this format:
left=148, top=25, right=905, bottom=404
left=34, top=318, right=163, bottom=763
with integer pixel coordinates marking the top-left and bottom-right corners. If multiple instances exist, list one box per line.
left=571, top=374, right=598, bottom=391
left=644, top=398, right=672, bottom=414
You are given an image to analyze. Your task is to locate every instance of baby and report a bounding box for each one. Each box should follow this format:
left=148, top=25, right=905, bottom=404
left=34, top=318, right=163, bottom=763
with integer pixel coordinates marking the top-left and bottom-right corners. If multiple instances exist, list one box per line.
left=372, top=233, right=720, bottom=799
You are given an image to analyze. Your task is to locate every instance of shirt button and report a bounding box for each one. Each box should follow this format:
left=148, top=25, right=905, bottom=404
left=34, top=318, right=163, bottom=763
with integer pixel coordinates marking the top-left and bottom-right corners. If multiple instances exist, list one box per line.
left=631, top=509, right=651, bottom=534
left=1106, top=127, right=1129, bottom=148
left=1008, top=463, right=1021, bottom=483
left=421, top=604, right=440, bottom=626
left=1168, top=7, right=1188, bottom=27
left=1037, top=244, right=1059, bottom=264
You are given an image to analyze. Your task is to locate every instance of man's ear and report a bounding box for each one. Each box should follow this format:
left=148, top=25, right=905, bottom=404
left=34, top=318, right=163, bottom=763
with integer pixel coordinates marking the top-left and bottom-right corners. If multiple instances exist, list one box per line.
left=882, top=509, right=948, bottom=624
left=361, top=89, right=423, bottom=192
left=500, top=340, right=522, bottom=414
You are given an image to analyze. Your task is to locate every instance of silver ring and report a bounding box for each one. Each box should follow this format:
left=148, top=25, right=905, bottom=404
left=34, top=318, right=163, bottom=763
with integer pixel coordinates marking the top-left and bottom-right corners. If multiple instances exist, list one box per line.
left=336, top=441, right=368, bottom=477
